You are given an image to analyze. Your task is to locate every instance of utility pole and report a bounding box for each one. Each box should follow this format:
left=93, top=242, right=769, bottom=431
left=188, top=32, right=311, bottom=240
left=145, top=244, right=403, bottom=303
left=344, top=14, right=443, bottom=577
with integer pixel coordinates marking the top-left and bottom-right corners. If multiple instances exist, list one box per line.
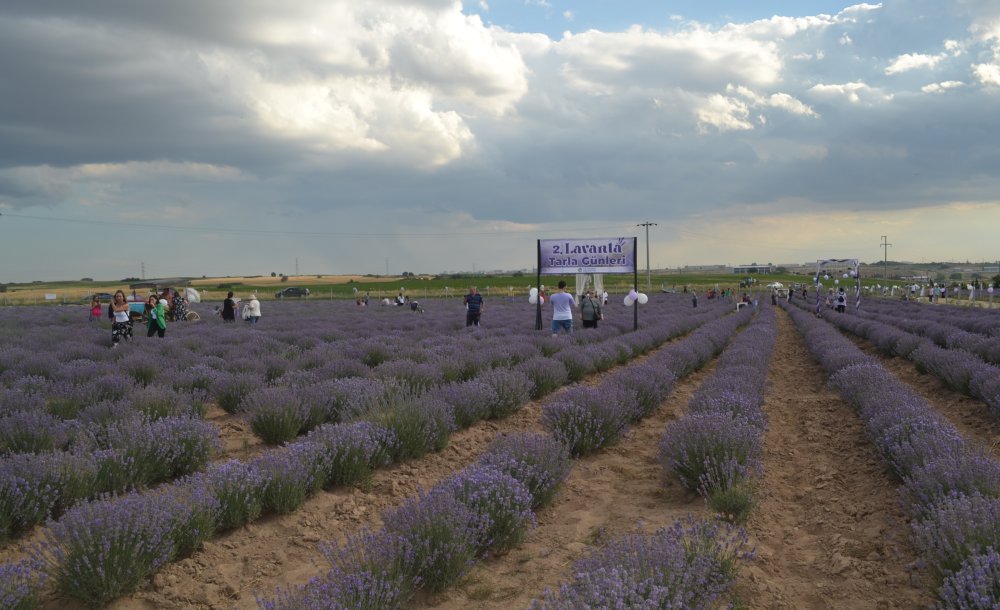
left=637, top=222, right=657, bottom=291
left=880, top=235, right=892, bottom=284
left=295, top=257, right=299, bottom=276
left=141, top=262, right=145, bottom=280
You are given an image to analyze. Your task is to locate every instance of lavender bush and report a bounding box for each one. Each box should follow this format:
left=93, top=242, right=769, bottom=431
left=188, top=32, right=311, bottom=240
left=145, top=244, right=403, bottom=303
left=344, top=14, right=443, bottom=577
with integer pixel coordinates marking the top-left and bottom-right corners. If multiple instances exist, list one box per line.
left=380, top=488, right=480, bottom=592
left=436, top=464, right=535, bottom=555
left=515, top=357, right=570, bottom=400
left=0, top=559, right=44, bottom=610
left=659, top=412, right=763, bottom=493
left=913, top=492, right=1000, bottom=586
left=429, top=380, right=495, bottom=428
left=213, top=371, right=263, bottom=414
left=531, top=518, right=753, bottom=610
left=478, top=368, right=533, bottom=419
left=937, top=548, right=1000, bottom=610
left=242, top=387, right=312, bottom=445
left=360, top=388, right=454, bottom=462
left=205, top=460, right=265, bottom=530
left=541, top=385, right=632, bottom=457
left=254, top=442, right=327, bottom=514
left=38, top=493, right=174, bottom=607
left=478, top=432, right=573, bottom=509
left=305, top=422, right=396, bottom=488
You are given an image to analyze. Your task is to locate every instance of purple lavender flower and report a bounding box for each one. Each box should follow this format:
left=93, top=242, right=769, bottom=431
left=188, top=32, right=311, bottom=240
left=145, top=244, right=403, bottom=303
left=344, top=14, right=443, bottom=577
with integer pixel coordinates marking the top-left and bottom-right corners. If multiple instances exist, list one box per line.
left=912, top=492, right=1000, bottom=586
left=937, top=548, right=1000, bottom=609
left=477, top=368, right=533, bottom=419
left=361, top=390, right=455, bottom=462
left=429, top=380, right=495, bottom=428
left=253, top=442, right=327, bottom=514
left=436, top=464, right=535, bottom=555
left=541, top=385, right=632, bottom=457
left=478, top=432, right=572, bottom=508
left=531, top=517, right=753, bottom=609
left=604, top=362, right=677, bottom=422
left=213, top=371, right=263, bottom=414
left=515, top=357, right=570, bottom=400
left=204, top=459, right=265, bottom=530
left=242, top=386, right=312, bottom=445
left=38, top=492, right=175, bottom=607
left=372, top=359, right=443, bottom=394
left=304, top=422, right=396, bottom=487
left=380, top=488, right=480, bottom=592
left=902, top=451, right=1000, bottom=520
left=659, top=412, right=763, bottom=493
left=0, top=559, right=45, bottom=610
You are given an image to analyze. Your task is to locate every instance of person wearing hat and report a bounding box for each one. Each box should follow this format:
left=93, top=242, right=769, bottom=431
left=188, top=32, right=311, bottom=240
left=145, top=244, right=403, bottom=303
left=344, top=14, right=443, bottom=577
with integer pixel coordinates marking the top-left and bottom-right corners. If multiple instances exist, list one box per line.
left=245, top=294, right=261, bottom=324
left=145, top=295, right=167, bottom=338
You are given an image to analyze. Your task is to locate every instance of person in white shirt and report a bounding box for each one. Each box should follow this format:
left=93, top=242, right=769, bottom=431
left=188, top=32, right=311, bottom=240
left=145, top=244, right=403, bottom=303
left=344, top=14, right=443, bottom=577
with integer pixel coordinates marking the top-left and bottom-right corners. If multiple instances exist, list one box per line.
left=549, top=281, right=575, bottom=335
left=245, top=294, right=261, bottom=324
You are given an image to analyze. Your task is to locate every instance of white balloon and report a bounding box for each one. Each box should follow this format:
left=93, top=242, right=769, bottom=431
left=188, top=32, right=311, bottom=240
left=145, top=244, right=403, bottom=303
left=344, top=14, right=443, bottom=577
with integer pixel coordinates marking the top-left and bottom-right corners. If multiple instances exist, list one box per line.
left=843, top=273, right=850, bottom=278
left=989, top=287, right=995, bottom=294
left=529, top=287, right=538, bottom=297
left=637, top=293, right=649, bottom=305
left=528, top=295, right=538, bottom=305
left=624, top=296, right=634, bottom=306
left=834, top=279, right=839, bottom=285
left=627, top=289, right=638, bottom=300
left=539, top=296, right=545, bottom=305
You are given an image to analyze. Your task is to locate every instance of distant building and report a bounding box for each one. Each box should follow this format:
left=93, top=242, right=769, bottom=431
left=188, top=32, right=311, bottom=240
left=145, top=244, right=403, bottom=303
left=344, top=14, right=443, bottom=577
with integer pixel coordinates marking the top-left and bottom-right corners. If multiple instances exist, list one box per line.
left=731, top=264, right=773, bottom=274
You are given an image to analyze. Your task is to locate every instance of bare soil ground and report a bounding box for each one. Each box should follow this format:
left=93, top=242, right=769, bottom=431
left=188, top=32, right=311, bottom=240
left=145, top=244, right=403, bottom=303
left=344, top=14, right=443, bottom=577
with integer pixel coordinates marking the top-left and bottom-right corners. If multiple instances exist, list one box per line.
left=27, top=308, right=960, bottom=609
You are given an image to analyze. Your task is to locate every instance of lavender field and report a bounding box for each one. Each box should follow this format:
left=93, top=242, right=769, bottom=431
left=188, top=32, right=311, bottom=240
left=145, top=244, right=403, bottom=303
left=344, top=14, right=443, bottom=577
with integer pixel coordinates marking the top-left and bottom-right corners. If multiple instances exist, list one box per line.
left=1, top=294, right=999, bottom=609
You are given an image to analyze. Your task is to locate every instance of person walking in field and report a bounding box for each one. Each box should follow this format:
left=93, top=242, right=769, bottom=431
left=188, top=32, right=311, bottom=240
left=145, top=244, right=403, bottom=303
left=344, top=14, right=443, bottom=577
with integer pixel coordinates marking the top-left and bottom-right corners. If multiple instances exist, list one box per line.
left=244, top=294, right=261, bottom=324
left=221, top=291, right=237, bottom=322
left=463, top=287, right=484, bottom=326
left=145, top=295, right=167, bottom=338
left=549, top=281, right=575, bottom=335
left=89, top=295, right=102, bottom=322
left=580, top=289, right=602, bottom=328
left=110, top=290, right=133, bottom=347
left=172, top=289, right=189, bottom=322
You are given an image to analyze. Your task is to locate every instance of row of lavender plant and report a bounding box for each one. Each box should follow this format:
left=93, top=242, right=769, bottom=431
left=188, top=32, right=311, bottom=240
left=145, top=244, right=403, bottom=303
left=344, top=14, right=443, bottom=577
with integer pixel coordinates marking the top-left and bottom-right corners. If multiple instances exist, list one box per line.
left=786, top=296, right=1000, bottom=417
left=257, top=303, right=755, bottom=609
left=238, top=298, right=734, bottom=446
left=851, top=301, right=1000, bottom=365
left=862, top=297, right=1000, bottom=338
left=257, top=432, right=572, bottom=609
left=0, top=298, right=731, bottom=548
left=539, top=305, right=754, bottom=458
left=0, top=300, right=733, bottom=607
left=0, top=414, right=220, bottom=545
left=658, top=303, right=776, bottom=523
left=782, top=302, right=1000, bottom=607
left=531, top=307, right=760, bottom=608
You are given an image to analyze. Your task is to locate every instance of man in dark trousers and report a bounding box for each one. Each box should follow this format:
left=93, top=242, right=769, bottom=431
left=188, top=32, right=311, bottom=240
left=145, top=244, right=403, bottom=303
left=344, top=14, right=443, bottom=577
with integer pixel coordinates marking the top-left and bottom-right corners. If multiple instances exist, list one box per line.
left=463, top=287, right=484, bottom=326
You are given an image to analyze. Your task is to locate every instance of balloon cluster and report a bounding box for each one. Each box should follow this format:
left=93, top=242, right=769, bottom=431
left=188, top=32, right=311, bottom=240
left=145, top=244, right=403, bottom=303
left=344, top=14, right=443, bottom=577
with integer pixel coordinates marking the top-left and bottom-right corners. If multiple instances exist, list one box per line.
left=623, top=289, right=648, bottom=306
left=528, top=287, right=545, bottom=305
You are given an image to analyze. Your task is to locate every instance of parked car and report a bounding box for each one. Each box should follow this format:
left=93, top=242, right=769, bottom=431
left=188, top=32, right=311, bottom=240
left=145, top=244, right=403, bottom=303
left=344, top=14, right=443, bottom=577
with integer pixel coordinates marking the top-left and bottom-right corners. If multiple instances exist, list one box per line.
left=275, top=287, right=310, bottom=298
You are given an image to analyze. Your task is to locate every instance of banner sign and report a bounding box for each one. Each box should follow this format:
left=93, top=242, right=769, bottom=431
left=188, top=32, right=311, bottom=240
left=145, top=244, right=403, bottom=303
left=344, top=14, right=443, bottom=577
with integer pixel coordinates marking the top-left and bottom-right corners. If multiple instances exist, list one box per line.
left=538, top=237, right=636, bottom=275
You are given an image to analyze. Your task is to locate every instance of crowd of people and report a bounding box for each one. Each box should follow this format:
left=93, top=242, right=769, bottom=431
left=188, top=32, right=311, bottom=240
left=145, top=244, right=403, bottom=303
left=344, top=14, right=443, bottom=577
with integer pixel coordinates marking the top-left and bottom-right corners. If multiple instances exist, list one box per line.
left=95, top=286, right=204, bottom=347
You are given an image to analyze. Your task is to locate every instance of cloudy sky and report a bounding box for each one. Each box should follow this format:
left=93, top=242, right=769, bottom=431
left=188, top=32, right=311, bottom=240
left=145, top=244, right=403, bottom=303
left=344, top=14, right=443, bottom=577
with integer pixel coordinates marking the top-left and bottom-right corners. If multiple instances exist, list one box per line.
left=1, top=1, right=999, bottom=282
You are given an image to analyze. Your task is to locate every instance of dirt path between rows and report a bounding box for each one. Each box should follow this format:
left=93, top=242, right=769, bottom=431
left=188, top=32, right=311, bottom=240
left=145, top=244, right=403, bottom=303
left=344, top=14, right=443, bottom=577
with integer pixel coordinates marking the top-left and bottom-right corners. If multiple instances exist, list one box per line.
left=733, top=308, right=932, bottom=609
left=411, top=356, right=720, bottom=610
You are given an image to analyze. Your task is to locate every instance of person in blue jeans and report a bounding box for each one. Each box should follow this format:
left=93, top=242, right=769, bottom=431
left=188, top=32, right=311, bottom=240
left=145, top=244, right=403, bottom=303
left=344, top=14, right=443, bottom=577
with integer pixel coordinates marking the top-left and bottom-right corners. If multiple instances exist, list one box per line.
left=463, top=287, right=484, bottom=326
left=549, top=281, right=575, bottom=335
